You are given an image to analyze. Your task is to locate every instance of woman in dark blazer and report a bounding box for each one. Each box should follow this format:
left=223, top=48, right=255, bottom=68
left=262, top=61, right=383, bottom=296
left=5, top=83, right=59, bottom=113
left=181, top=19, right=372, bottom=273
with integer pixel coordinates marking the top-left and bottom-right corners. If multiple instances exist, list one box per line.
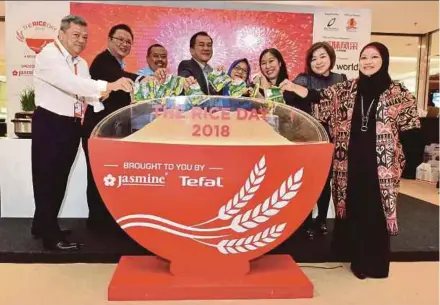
left=291, top=42, right=347, bottom=240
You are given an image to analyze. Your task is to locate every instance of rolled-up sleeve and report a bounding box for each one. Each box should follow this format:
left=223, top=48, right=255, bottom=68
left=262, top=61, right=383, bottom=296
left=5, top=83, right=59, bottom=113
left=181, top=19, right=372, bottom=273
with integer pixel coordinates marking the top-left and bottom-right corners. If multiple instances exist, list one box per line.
left=34, top=48, right=107, bottom=98
left=81, top=65, right=105, bottom=112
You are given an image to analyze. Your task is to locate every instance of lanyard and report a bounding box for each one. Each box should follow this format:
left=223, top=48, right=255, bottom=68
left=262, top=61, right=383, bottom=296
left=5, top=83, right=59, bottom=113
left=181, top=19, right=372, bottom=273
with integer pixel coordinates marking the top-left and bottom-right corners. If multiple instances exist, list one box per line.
left=53, top=41, right=84, bottom=119
left=54, top=41, right=78, bottom=75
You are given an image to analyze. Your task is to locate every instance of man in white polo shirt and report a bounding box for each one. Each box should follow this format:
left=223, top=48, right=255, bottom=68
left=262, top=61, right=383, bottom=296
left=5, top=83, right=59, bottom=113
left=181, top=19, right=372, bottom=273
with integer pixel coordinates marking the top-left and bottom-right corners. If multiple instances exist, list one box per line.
left=31, top=15, right=133, bottom=251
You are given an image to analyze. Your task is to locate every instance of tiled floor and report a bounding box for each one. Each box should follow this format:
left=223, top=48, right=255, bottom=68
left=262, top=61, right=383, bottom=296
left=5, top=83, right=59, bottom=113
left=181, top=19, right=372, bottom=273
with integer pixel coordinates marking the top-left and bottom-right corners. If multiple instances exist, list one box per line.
left=0, top=179, right=437, bottom=305
left=0, top=262, right=437, bottom=305
left=400, top=179, right=439, bottom=206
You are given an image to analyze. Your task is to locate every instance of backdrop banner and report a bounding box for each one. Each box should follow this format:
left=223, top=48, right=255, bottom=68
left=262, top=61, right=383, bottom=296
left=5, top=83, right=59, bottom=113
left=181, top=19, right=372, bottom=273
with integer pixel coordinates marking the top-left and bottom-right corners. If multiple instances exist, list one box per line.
left=313, top=7, right=372, bottom=79
left=70, top=2, right=313, bottom=78
left=5, top=1, right=371, bottom=138
left=5, top=1, right=69, bottom=137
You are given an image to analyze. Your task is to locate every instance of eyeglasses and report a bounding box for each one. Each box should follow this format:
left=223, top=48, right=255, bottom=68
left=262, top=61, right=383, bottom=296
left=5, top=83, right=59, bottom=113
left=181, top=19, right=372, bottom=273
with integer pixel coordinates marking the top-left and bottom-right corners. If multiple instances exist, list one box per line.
left=233, top=66, right=248, bottom=74
left=110, top=36, right=132, bottom=46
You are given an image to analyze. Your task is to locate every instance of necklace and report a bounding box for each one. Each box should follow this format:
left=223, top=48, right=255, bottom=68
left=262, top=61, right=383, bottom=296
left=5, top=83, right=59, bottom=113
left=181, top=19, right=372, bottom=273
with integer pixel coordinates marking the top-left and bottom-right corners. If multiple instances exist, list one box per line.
left=360, top=96, right=375, bottom=132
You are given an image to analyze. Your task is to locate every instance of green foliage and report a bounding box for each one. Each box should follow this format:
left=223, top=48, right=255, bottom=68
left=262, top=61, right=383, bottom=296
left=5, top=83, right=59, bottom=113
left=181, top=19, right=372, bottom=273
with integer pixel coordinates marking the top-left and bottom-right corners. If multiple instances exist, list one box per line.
left=19, top=87, right=36, bottom=112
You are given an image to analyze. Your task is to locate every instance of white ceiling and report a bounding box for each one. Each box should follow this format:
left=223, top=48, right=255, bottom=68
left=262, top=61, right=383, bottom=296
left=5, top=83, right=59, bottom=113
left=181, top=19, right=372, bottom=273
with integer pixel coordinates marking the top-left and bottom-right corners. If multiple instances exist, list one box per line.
left=0, top=1, right=438, bottom=34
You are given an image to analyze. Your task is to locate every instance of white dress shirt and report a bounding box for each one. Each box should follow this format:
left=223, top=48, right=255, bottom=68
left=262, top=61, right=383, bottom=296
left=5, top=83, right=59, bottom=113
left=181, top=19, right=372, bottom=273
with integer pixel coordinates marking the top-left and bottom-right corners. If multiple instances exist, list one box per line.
left=33, top=39, right=107, bottom=117
left=194, top=58, right=213, bottom=94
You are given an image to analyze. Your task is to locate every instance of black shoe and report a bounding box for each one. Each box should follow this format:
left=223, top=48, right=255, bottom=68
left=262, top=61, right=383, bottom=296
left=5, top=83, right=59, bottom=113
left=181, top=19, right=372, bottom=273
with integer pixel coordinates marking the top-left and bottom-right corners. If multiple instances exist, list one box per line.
left=318, top=222, right=328, bottom=236
left=42, top=239, right=80, bottom=252
left=304, top=228, right=315, bottom=240
left=32, top=228, right=72, bottom=239
left=350, top=265, right=367, bottom=280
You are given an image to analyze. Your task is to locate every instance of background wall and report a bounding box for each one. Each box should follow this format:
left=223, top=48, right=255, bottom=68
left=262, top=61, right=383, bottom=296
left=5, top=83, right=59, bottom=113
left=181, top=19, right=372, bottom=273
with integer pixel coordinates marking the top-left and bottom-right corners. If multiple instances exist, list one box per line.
left=70, top=2, right=315, bottom=77
left=4, top=1, right=371, bottom=138
left=0, top=1, right=438, bottom=135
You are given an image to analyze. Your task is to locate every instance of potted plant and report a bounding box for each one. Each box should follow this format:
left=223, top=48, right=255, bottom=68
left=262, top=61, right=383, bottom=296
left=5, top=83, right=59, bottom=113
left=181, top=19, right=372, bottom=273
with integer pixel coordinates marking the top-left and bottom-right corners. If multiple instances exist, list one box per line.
left=19, top=87, right=36, bottom=113
left=11, top=87, right=35, bottom=138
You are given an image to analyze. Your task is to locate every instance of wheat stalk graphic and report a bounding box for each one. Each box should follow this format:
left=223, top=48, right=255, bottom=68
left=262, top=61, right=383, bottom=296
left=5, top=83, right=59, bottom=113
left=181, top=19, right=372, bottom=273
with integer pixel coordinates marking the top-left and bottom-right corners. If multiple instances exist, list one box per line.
left=192, top=223, right=286, bottom=254
left=118, top=168, right=302, bottom=234
left=230, top=168, right=303, bottom=233
left=191, top=155, right=267, bottom=227
left=16, top=31, right=24, bottom=42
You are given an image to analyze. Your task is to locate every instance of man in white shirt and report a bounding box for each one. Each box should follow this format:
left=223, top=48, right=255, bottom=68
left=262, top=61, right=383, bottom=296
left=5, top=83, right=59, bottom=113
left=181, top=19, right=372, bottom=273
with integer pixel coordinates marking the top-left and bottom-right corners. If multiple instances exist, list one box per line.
left=31, top=15, right=133, bottom=252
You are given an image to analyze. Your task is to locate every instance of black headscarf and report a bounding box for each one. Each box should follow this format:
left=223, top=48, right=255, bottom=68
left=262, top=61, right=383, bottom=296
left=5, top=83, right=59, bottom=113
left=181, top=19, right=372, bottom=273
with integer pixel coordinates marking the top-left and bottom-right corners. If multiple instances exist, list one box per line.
left=357, top=42, right=392, bottom=102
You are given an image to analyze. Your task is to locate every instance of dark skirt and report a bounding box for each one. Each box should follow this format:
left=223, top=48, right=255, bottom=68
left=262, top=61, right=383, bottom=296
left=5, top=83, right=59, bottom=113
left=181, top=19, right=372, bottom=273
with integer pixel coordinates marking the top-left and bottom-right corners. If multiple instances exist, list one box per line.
left=331, top=163, right=390, bottom=278
left=332, top=92, right=391, bottom=278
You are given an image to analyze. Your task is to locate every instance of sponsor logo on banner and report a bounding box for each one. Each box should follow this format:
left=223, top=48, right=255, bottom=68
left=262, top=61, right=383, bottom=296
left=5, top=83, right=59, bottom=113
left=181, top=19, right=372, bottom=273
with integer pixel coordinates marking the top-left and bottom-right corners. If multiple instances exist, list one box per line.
left=314, top=8, right=370, bottom=79
left=16, top=20, right=58, bottom=54
left=323, top=12, right=339, bottom=31
left=346, top=18, right=358, bottom=32
left=12, top=67, right=34, bottom=77
left=13, top=20, right=58, bottom=77
left=336, top=63, right=359, bottom=71
left=327, top=18, right=336, bottom=27
left=102, top=171, right=224, bottom=188
left=326, top=40, right=359, bottom=52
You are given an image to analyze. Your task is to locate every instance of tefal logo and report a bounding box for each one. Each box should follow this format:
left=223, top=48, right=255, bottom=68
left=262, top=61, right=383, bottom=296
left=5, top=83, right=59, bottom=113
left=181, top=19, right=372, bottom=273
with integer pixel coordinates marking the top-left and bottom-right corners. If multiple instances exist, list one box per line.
left=180, top=176, right=224, bottom=187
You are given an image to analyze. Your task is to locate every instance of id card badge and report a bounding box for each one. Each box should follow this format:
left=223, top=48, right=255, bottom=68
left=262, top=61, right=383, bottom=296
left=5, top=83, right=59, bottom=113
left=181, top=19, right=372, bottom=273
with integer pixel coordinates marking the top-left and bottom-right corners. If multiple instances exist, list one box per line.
left=74, top=102, right=83, bottom=118
left=74, top=96, right=85, bottom=118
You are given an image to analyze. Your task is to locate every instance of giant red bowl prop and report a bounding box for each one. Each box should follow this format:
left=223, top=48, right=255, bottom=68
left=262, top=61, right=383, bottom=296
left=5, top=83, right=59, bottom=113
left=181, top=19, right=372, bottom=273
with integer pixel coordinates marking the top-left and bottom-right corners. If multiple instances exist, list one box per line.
left=88, top=96, right=333, bottom=301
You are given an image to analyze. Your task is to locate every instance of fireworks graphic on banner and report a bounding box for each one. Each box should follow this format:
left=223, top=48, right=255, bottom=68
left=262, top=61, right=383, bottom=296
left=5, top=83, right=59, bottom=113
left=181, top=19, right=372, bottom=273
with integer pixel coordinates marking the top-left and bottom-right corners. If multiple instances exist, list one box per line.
left=232, top=25, right=302, bottom=75
left=71, top=3, right=313, bottom=78
left=155, top=17, right=228, bottom=71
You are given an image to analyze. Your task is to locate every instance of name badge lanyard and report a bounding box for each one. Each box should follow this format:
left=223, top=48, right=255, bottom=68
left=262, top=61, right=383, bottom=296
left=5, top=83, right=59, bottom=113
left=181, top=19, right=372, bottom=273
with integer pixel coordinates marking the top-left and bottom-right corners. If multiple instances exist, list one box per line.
left=54, top=41, right=84, bottom=119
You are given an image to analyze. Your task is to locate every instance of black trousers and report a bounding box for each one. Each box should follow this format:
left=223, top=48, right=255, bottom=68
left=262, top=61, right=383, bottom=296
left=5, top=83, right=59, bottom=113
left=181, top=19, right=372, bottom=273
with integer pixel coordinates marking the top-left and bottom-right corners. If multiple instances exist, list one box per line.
left=82, top=106, right=132, bottom=228
left=303, top=167, right=332, bottom=229
left=31, top=107, right=81, bottom=242
left=303, top=123, right=333, bottom=230
left=82, top=137, right=114, bottom=225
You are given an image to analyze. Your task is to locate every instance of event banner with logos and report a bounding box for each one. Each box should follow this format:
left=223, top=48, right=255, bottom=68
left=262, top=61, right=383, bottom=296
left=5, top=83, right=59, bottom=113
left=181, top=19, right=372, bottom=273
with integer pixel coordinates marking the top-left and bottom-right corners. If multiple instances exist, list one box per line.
left=5, top=1, right=70, bottom=136
left=313, top=7, right=372, bottom=79
left=5, top=1, right=370, bottom=137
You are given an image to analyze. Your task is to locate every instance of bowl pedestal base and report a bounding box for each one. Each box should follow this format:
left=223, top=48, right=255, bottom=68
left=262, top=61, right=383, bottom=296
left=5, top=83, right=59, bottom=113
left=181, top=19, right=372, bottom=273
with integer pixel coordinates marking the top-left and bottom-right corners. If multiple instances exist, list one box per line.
left=108, top=254, right=313, bottom=301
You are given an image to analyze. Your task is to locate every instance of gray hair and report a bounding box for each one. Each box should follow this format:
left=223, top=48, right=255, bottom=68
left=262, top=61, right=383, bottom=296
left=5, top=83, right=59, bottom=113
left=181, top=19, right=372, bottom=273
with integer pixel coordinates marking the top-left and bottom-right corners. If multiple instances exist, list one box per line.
left=60, top=15, right=87, bottom=32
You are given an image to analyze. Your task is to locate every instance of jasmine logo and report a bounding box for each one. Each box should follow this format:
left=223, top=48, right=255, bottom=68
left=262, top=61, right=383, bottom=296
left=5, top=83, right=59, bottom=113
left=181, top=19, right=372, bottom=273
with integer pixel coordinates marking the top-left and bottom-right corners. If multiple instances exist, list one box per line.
left=103, top=174, right=116, bottom=187
left=103, top=173, right=167, bottom=188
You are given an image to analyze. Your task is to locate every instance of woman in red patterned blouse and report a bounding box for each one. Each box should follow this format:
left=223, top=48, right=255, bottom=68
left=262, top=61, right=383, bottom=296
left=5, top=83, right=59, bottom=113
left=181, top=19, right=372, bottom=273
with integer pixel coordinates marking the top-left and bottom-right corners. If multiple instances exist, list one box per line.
left=279, top=42, right=421, bottom=279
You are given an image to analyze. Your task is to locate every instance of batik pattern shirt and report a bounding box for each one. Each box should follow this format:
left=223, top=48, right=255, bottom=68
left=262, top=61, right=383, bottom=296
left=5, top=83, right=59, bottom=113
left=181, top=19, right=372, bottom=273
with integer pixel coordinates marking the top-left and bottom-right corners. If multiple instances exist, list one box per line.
left=313, top=79, right=421, bottom=235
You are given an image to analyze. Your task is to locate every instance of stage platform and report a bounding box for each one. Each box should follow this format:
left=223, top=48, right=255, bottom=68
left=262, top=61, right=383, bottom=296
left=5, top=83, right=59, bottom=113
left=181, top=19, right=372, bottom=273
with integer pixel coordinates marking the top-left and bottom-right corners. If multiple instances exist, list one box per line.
left=0, top=194, right=437, bottom=263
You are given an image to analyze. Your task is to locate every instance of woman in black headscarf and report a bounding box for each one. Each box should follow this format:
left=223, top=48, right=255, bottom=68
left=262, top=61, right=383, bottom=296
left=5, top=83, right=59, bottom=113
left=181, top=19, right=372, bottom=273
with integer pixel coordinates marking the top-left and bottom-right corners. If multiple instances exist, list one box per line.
left=278, top=42, right=421, bottom=279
